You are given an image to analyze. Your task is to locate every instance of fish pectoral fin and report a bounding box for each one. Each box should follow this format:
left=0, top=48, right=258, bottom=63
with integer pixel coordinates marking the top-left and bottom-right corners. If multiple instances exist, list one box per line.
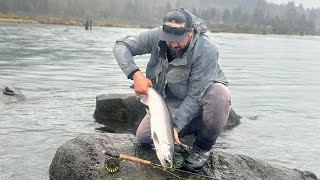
left=140, top=95, right=149, bottom=106
left=146, top=109, right=151, bottom=118
left=152, top=132, right=159, bottom=145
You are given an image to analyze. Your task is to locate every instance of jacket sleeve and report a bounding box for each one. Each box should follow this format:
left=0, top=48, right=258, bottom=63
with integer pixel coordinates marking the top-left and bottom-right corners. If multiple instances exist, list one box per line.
left=173, top=43, right=220, bottom=130
left=113, top=27, right=160, bottom=79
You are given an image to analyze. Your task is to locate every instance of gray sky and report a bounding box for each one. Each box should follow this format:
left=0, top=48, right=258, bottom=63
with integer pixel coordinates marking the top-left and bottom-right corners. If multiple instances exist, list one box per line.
left=266, top=0, right=320, bottom=9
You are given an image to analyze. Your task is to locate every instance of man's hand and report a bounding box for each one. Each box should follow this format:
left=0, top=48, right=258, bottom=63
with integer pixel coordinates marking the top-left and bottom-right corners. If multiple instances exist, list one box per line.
left=173, top=128, right=181, bottom=144
left=133, top=71, right=152, bottom=95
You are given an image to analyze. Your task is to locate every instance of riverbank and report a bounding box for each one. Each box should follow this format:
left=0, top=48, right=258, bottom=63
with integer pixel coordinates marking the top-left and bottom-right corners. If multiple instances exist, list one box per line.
left=1, top=14, right=319, bottom=36
left=0, top=14, right=155, bottom=29
left=210, top=28, right=320, bottom=36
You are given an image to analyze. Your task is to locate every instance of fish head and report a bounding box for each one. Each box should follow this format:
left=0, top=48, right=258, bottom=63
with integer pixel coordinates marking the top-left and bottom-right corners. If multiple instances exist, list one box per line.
left=157, top=143, right=174, bottom=168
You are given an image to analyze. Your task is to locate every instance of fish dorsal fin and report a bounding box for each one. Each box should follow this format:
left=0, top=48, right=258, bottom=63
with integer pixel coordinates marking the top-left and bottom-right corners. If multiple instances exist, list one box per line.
left=140, top=95, right=149, bottom=106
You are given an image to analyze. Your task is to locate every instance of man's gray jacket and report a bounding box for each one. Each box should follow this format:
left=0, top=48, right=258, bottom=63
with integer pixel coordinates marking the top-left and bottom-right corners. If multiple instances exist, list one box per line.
left=113, top=18, right=228, bottom=131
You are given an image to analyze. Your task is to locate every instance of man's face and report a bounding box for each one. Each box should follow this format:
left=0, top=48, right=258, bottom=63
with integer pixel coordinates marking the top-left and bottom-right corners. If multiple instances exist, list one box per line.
left=166, top=29, right=193, bottom=58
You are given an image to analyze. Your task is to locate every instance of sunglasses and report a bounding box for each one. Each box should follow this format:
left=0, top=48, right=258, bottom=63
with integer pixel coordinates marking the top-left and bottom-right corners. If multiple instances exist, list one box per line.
left=163, top=25, right=191, bottom=36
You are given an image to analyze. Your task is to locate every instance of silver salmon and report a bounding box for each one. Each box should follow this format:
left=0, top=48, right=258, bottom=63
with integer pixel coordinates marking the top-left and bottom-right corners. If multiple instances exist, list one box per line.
left=140, top=87, right=174, bottom=168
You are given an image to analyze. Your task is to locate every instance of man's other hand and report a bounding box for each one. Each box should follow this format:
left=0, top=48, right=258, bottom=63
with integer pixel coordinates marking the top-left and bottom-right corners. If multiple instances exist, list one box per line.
left=174, top=128, right=181, bottom=144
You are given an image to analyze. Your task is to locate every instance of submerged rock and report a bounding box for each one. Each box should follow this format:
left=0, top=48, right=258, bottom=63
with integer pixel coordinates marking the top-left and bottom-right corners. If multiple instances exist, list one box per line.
left=49, top=133, right=317, bottom=180
left=0, top=83, right=25, bottom=104
left=93, top=94, right=241, bottom=133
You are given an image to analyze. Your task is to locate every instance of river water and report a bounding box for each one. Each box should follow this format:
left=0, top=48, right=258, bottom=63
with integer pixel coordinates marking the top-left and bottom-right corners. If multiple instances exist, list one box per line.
left=0, top=23, right=319, bottom=179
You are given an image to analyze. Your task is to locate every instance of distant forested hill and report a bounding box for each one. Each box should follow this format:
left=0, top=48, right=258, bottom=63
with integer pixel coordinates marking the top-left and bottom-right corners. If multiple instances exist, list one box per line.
left=0, top=0, right=319, bottom=33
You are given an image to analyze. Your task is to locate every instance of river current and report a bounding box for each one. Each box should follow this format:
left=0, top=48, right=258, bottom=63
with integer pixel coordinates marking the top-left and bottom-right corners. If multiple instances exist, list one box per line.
left=0, top=23, right=319, bottom=179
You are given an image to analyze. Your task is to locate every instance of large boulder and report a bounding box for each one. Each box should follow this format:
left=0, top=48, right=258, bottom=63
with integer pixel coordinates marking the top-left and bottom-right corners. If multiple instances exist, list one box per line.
left=49, top=133, right=317, bottom=180
left=0, top=83, right=25, bottom=104
left=93, top=94, right=241, bottom=133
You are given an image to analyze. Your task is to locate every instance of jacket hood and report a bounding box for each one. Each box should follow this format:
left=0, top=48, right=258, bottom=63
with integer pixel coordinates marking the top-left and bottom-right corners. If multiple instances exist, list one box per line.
left=183, top=10, right=208, bottom=52
left=185, top=9, right=208, bottom=34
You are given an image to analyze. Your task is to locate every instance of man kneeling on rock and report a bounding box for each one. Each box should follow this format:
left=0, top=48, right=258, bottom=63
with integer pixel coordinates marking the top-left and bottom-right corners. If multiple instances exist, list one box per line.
left=113, top=8, right=231, bottom=171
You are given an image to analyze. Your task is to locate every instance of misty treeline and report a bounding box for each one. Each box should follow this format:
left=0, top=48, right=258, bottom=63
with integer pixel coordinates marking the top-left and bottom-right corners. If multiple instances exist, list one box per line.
left=1, top=0, right=319, bottom=33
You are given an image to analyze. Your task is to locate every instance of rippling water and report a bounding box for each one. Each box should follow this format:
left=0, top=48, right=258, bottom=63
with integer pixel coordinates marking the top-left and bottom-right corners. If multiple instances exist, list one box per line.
left=0, top=23, right=319, bottom=179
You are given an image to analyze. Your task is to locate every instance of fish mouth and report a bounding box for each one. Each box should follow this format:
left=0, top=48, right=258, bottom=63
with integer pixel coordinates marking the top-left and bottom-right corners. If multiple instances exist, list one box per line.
left=160, top=157, right=173, bottom=168
left=157, top=144, right=174, bottom=168
left=163, top=159, right=173, bottom=168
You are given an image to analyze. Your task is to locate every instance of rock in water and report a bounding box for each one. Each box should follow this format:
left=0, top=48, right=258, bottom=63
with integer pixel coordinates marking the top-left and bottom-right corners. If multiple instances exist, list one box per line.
left=49, top=133, right=318, bottom=180
left=0, top=82, right=25, bottom=104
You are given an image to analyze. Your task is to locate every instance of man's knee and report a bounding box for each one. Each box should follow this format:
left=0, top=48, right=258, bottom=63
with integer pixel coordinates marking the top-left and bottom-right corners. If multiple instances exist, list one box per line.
left=201, top=83, right=231, bottom=129
left=135, top=115, right=153, bottom=144
left=203, top=83, right=231, bottom=111
left=136, top=129, right=153, bottom=144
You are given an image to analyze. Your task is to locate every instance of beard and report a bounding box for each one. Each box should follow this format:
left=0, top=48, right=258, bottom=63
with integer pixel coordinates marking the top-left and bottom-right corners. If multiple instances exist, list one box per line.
left=169, top=47, right=182, bottom=59
left=168, top=45, right=188, bottom=59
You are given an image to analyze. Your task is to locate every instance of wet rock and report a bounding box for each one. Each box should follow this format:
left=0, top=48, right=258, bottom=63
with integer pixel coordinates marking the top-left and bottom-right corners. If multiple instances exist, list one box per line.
left=0, top=83, right=25, bottom=104
left=49, top=133, right=318, bottom=180
left=223, top=108, right=241, bottom=130
left=94, top=94, right=146, bottom=133
left=93, top=94, right=241, bottom=133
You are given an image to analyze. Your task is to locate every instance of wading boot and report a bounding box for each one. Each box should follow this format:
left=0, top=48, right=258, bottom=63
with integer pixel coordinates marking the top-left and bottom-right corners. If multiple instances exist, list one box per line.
left=183, top=144, right=211, bottom=172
